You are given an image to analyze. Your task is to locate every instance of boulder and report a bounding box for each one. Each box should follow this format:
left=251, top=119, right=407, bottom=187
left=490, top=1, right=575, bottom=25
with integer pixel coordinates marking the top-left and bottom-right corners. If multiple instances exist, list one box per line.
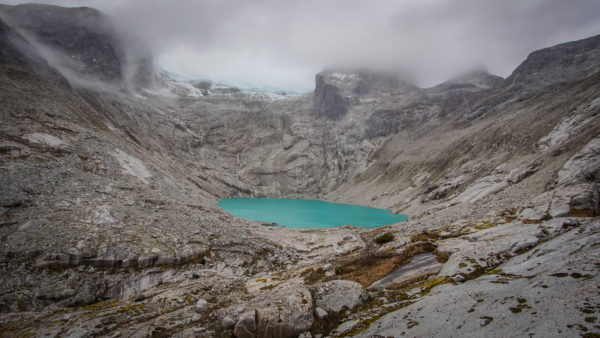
left=556, top=136, right=600, bottom=186
left=315, top=307, right=328, bottom=318
left=452, top=274, right=466, bottom=283
left=233, top=311, right=256, bottom=338
left=195, top=299, right=209, bottom=313
left=234, top=284, right=314, bottom=338
left=570, top=187, right=599, bottom=216
left=519, top=191, right=553, bottom=222
left=507, top=164, right=537, bottom=184
left=221, top=316, right=236, bottom=329
left=312, top=280, right=368, bottom=313
left=550, top=184, right=589, bottom=217
left=335, top=319, right=359, bottom=334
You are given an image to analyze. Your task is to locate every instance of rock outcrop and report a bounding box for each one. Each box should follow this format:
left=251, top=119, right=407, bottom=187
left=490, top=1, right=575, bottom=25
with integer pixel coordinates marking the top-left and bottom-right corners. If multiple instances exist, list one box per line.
left=234, top=283, right=314, bottom=338
left=359, top=218, right=600, bottom=337
left=311, top=280, right=368, bottom=313
left=313, top=72, right=350, bottom=119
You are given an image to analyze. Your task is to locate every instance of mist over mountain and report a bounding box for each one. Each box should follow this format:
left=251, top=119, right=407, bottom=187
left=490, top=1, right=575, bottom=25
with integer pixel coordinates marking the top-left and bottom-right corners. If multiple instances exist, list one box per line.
left=0, top=2, right=599, bottom=337
left=3, top=0, right=600, bottom=89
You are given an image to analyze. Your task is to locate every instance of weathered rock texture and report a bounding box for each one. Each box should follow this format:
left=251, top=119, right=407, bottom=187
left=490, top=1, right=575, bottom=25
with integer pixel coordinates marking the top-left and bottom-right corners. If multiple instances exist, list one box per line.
left=312, top=280, right=367, bottom=313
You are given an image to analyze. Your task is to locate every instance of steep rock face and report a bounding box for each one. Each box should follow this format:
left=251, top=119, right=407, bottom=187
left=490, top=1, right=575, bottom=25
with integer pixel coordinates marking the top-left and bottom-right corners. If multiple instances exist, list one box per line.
left=312, top=69, right=415, bottom=119
left=505, top=34, right=600, bottom=93
left=313, top=72, right=350, bottom=119
left=0, top=3, right=154, bottom=89
left=0, top=17, right=33, bottom=65
left=551, top=136, right=600, bottom=217
left=0, top=16, right=68, bottom=85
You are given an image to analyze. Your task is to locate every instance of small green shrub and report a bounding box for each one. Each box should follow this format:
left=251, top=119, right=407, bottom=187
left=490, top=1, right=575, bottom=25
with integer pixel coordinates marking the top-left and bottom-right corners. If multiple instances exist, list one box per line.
left=375, top=233, right=395, bottom=244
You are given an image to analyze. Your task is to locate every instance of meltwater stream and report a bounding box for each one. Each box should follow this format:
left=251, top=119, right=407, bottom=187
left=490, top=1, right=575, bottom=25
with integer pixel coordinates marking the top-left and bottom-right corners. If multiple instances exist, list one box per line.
left=218, top=198, right=408, bottom=229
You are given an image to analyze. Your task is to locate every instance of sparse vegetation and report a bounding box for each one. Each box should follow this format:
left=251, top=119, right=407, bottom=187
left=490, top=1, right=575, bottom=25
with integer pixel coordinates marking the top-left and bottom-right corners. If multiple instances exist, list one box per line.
left=509, top=298, right=531, bottom=313
left=325, top=241, right=439, bottom=287
left=375, top=233, right=395, bottom=244
left=410, top=230, right=440, bottom=242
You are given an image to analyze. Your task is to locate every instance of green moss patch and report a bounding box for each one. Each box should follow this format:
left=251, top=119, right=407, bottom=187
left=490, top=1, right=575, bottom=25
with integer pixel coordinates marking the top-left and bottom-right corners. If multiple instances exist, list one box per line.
left=509, top=299, right=531, bottom=314
left=375, top=233, right=395, bottom=244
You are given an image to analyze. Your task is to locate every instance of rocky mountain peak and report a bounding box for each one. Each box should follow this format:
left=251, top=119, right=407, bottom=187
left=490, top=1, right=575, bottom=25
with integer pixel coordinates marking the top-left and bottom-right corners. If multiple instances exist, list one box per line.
left=317, top=69, right=415, bottom=95
left=0, top=3, right=154, bottom=90
left=312, top=72, right=350, bottom=119
left=312, top=69, right=415, bottom=119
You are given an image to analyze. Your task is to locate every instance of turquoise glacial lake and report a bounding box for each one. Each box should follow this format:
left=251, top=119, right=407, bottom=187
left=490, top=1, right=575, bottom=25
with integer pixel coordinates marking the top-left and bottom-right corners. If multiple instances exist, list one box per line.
left=218, top=198, right=408, bottom=229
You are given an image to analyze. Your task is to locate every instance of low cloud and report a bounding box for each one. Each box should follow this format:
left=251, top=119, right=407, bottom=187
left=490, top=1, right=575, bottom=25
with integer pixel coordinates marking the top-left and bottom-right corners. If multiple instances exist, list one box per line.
left=3, top=0, right=600, bottom=89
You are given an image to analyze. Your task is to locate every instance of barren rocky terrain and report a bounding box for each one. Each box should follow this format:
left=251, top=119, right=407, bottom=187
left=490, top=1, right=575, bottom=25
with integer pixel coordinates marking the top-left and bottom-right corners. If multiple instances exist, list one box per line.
left=0, top=4, right=599, bottom=337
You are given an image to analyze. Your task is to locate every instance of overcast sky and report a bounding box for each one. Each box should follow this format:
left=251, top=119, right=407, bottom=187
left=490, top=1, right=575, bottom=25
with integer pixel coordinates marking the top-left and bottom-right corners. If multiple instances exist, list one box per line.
left=3, top=0, right=600, bottom=90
